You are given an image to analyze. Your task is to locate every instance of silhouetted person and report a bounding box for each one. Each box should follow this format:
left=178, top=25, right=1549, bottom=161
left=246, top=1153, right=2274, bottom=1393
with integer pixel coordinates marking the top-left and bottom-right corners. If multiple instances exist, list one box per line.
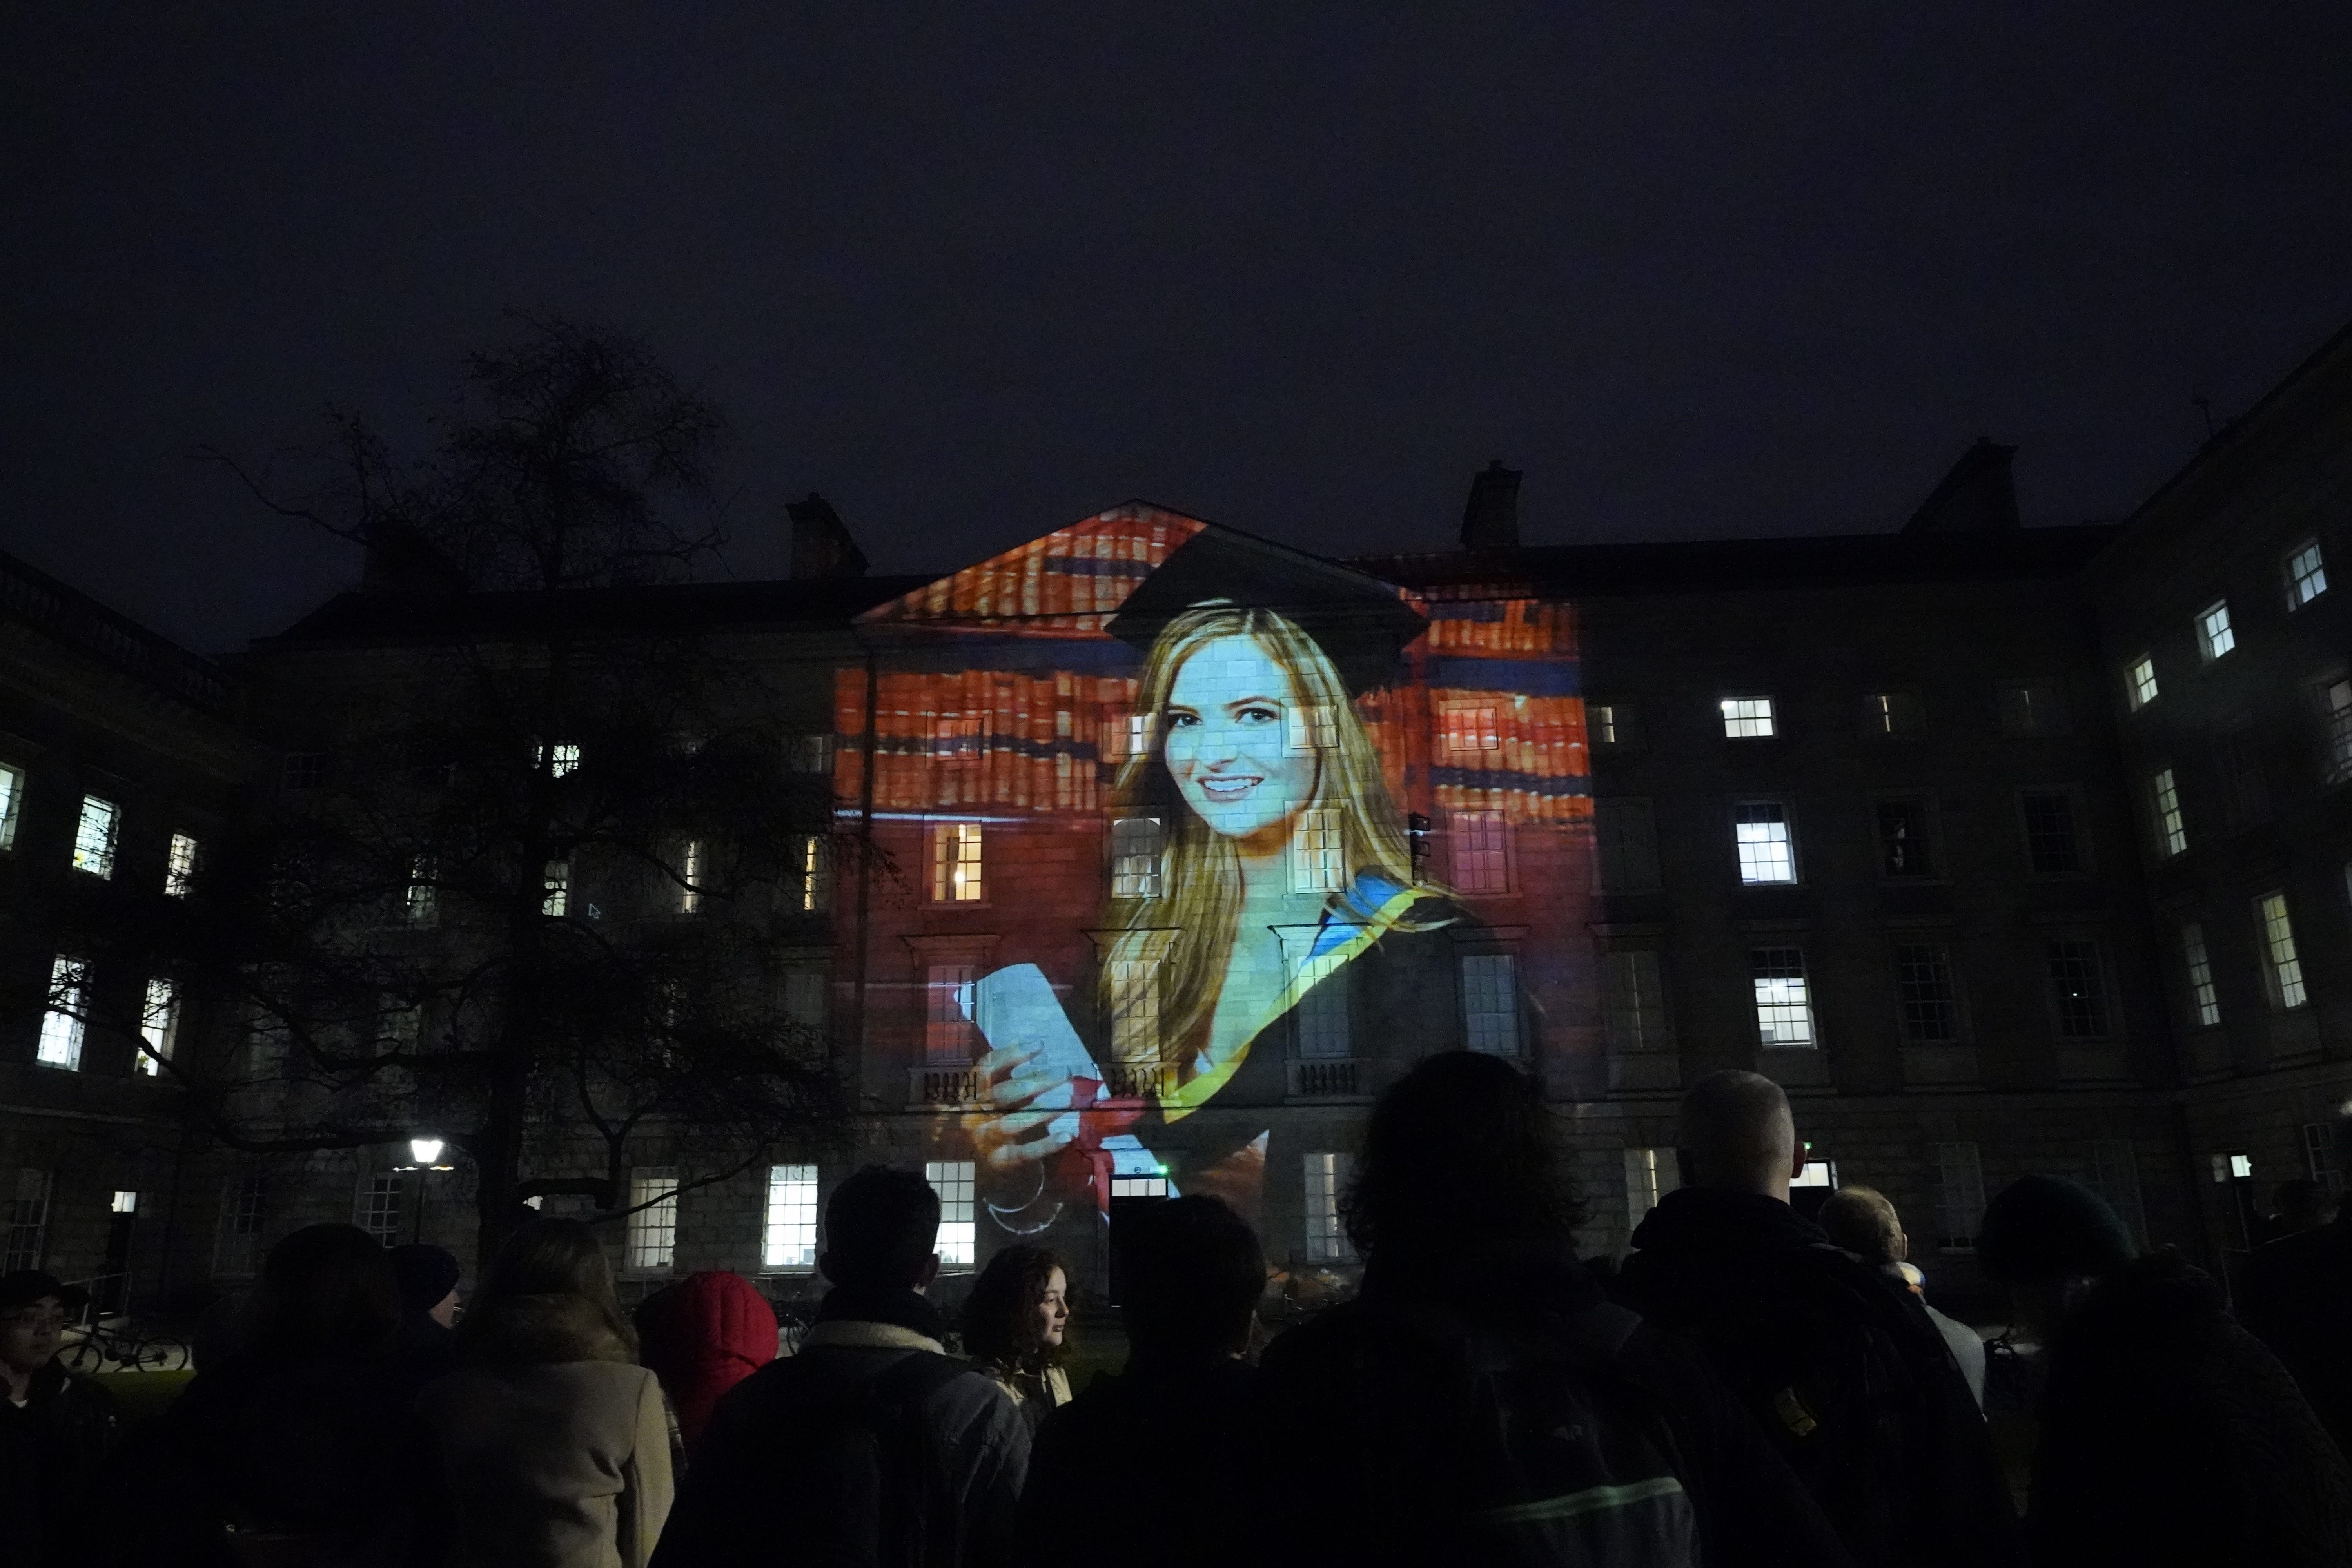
left=960, top=1245, right=1071, bottom=1435
left=387, top=1241, right=463, bottom=1396
left=417, top=1218, right=674, bottom=1567
left=1980, top=1174, right=2352, bottom=1567
left=633, top=1271, right=777, bottom=1456
left=651, top=1165, right=1027, bottom=1567
left=1614, top=1071, right=2019, bottom=1568
left=1018, top=1198, right=1263, bottom=1568
left=146, top=1223, right=434, bottom=1566
left=0, top=1270, right=116, bottom=1568
left=1257, top=1050, right=1855, bottom=1568
left=2240, top=1178, right=2352, bottom=1458
left=1817, top=1186, right=1986, bottom=1410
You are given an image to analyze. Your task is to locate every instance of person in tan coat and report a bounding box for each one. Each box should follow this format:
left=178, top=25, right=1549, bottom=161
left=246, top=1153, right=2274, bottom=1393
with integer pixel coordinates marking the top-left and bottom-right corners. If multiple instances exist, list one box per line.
left=417, top=1218, right=674, bottom=1568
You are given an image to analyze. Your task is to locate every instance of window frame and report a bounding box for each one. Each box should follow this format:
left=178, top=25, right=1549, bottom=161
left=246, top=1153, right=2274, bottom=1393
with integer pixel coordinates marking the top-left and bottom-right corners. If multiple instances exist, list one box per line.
left=1731, top=799, right=1800, bottom=886
left=2196, top=599, right=2236, bottom=663
left=70, top=794, right=119, bottom=879
left=1602, top=949, right=1674, bottom=1057
left=2285, top=539, right=2329, bottom=610
left=0, top=762, right=22, bottom=850
left=1457, top=951, right=1523, bottom=1057
left=2255, top=890, right=2308, bottom=1011
left=2018, top=786, right=2089, bottom=878
left=927, top=1160, right=977, bottom=1270
left=1592, top=797, right=1662, bottom=895
left=625, top=1167, right=681, bottom=1275
left=761, top=1163, right=821, bottom=1273
left=1863, top=690, right=1924, bottom=738
left=2045, top=938, right=2115, bottom=1041
left=1996, top=680, right=2072, bottom=737
left=929, top=821, right=987, bottom=905
left=1872, top=793, right=1941, bottom=882
left=1303, top=1152, right=1357, bottom=1263
left=2180, top=922, right=2221, bottom=1030
left=36, top=955, right=88, bottom=1071
left=2149, top=767, right=2188, bottom=858
left=1446, top=808, right=1513, bottom=896
left=1109, top=816, right=1165, bottom=900
left=1588, top=700, right=1642, bottom=751
left=2125, top=654, right=2159, bottom=711
left=1719, top=695, right=1777, bottom=740
left=1749, top=946, right=1818, bottom=1049
left=1892, top=940, right=1965, bottom=1045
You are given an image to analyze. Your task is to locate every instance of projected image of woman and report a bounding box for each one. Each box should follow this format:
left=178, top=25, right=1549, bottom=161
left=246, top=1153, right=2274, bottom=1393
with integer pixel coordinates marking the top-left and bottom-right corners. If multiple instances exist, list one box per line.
left=975, top=554, right=1493, bottom=1232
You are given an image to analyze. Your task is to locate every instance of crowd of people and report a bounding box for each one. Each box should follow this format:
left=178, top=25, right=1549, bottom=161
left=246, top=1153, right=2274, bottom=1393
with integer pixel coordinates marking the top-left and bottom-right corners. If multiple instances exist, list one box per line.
left=9, top=1052, right=2352, bottom=1564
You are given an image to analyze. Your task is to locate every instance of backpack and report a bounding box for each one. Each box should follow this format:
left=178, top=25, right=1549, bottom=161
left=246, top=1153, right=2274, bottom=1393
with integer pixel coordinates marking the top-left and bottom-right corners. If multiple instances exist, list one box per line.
left=1348, top=1298, right=1701, bottom=1568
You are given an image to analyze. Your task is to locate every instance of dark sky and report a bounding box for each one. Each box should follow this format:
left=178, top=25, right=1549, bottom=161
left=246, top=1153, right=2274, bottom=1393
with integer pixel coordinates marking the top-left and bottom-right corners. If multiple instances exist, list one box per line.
left=8, top=4, right=2350, bottom=656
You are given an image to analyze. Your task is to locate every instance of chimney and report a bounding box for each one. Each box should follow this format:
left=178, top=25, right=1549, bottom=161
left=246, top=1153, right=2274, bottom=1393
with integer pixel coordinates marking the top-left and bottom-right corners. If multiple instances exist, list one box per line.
left=1903, top=439, right=2021, bottom=535
left=787, top=493, right=869, bottom=581
left=1460, top=460, right=1523, bottom=550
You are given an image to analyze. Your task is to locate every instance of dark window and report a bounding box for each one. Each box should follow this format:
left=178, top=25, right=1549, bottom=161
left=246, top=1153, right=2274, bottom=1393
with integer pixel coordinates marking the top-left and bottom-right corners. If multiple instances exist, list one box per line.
left=1999, top=682, right=2071, bottom=736
left=1877, top=799, right=1936, bottom=878
left=2020, top=791, right=2082, bottom=874
left=281, top=752, right=327, bottom=792
left=1895, top=943, right=1960, bottom=1043
left=2221, top=731, right=2271, bottom=828
left=1590, top=702, right=1642, bottom=750
left=1866, top=691, right=1924, bottom=736
left=2047, top=941, right=2111, bottom=1038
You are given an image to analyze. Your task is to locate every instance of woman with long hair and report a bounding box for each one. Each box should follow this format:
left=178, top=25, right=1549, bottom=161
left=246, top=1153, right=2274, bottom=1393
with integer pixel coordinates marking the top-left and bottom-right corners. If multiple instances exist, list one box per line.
left=975, top=543, right=1494, bottom=1233
left=414, top=1218, right=673, bottom=1568
left=960, top=1245, right=1071, bottom=1432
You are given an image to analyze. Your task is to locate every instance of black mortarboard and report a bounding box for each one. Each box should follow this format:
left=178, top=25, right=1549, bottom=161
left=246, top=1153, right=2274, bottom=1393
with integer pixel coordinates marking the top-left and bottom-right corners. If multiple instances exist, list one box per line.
left=1104, top=525, right=1428, bottom=695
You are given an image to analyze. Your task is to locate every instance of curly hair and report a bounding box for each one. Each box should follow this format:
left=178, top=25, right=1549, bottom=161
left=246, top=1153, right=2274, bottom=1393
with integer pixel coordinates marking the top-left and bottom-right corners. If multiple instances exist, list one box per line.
left=960, top=1245, right=1068, bottom=1373
left=1345, top=1050, right=1585, bottom=1259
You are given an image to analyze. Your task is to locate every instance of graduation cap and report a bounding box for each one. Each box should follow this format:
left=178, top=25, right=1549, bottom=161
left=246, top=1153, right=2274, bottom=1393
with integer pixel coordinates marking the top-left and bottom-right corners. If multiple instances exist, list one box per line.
left=1104, top=526, right=1427, bottom=696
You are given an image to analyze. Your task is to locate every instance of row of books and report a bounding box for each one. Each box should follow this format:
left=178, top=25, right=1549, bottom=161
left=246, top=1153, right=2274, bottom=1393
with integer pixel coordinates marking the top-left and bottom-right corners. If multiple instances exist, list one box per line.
left=1421, top=598, right=1576, bottom=657
left=863, top=509, right=1201, bottom=630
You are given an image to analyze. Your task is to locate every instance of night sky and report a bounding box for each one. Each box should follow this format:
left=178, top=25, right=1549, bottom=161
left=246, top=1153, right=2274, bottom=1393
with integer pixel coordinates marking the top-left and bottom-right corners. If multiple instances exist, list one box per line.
left=8, top=4, right=2350, bottom=655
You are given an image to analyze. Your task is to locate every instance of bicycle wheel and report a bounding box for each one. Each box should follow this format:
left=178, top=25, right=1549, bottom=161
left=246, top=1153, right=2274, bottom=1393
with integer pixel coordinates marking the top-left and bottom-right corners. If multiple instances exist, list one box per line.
left=132, top=1333, right=190, bottom=1371
left=61, top=1334, right=109, bottom=1374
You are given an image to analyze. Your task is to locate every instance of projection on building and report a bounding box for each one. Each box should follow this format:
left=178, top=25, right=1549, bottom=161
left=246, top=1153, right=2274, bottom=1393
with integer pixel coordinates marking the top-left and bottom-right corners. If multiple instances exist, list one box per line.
left=840, top=505, right=1596, bottom=1265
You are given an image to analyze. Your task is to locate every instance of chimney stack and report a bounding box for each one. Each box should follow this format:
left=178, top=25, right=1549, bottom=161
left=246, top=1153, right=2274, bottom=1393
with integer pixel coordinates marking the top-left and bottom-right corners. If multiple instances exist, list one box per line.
left=787, top=493, right=869, bottom=581
left=1461, top=460, right=1523, bottom=550
left=1903, top=439, right=2021, bottom=535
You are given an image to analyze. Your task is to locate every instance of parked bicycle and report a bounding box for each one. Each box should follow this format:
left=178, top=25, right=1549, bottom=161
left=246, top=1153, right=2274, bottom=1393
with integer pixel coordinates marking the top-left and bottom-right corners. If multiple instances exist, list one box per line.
left=62, top=1318, right=190, bottom=1374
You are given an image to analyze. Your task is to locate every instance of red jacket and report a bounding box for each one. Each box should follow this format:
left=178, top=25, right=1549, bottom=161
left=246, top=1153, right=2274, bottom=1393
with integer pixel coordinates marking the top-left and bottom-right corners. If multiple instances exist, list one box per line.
left=636, top=1272, right=777, bottom=1452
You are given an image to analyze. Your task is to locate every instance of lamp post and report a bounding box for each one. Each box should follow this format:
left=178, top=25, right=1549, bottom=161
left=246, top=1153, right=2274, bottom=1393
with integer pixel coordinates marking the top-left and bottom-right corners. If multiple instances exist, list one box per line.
left=393, top=1136, right=457, bottom=1246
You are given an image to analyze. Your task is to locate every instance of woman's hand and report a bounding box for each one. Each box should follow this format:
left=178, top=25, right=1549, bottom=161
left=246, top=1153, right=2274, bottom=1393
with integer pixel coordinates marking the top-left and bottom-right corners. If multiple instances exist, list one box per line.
left=970, top=1045, right=1079, bottom=1176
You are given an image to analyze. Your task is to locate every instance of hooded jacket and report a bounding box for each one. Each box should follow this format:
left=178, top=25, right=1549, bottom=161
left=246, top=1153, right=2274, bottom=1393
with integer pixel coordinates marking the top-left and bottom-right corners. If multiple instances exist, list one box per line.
left=633, top=1272, right=777, bottom=1453
left=416, top=1292, right=674, bottom=1568
left=2029, top=1250, right=2352, bottom=1568
left=1614, top=1187, right=2021, bottom=1568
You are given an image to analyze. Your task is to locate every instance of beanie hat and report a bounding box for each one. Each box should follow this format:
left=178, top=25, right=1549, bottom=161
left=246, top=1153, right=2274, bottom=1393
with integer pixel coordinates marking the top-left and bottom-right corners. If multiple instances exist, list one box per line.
left=1977, top=1174, right=2134, bottom=1285
left=0, top=1270, right=83, bottom=1314
left=387, top=1244, right=462, bottom=1316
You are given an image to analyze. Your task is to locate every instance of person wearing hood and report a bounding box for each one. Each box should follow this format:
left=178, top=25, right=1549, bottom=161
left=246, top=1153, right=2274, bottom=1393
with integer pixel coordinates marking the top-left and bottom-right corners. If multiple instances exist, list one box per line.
left=1255, top=1051, right=1855, bottom=1568
left=632, top=1271, right=776, bottom=1455
left=1613, top=1071, right=2020, bottom=1568
left=416, top=1218, right=673, bottom=1568
left=1979, top=1173, right=2352, bottom=1568
left=387, top=1242, right=463, bottom=1397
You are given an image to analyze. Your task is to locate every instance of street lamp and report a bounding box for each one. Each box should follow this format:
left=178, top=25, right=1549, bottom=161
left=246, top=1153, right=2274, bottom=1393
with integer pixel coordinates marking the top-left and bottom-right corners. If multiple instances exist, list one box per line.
left=392, top=1135, right=456, bottom=1246
left=410, top=1137, right=446, bottom=1168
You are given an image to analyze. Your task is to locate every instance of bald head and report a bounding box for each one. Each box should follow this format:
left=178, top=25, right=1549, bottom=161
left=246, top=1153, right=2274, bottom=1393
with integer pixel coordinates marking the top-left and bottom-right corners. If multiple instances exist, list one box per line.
left=1679, top=1070, right=1800, bottom=1198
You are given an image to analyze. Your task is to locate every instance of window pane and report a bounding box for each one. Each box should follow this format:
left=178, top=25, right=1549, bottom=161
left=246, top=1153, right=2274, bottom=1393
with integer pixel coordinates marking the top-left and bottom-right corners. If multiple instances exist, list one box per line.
left=1459, top=953, right=1521, bottom=1056
left=1751, top=947, right=1815, bottom=1046
left=1451, top=810, right=1510, bottom=895
left=1289, top=937, right=1353, bottom=1060
left=795, top=834, right=832, bottom=913
left=924, top=965, right=980, bottom=1066
left=2126, top=656, right=2159, bottom=710
left=1604, top=951, right=1672, bottom=1055
left=2287, top=541, right=2328, bottom=608
left=782, top=968, right=828, bottom=1030
left=2151, top=769, right=2187, bottom=857
left=1998, top=683, right=2070, bottom=736
left=627, top=1169, right=680, bottom=1272
left=764, top=1164, right=820, bottom=1271
left=1111, top=817, right=1164, bottom=899
left=2047, top=941, right=2111, bottom=1038
left=1895, top=944, right=1960, bottom=1044
left=2087, top=1139, right=2146, bottom=1245
left=2321, top=680, right=2352, bottom=787
left=5, top=1170, right=52, bottom=1273
left=37, top=956, right=87, bottom=1071
left=1288, top=705, right=1338, bottom=751
left=406, top=858, right=438, bottom=926
left=1108, top=956, right=1165, bottom=1060
left=1733, top=802, right=1797, bottom=884
left=1303, top=1152, right=1356, bottom=1263
left=1720, top=697, right=1776, bottom=738
left=2258, top=891, right=2307, bottom=1010
left=931, top=822, right=985, bottom=902
left=2181, top=923, right=2221, bottom=1029
left=0, top=764, right=21, bottom=849
left=2021, top=791, right=2082, bottom=874
left=1594, top=799, right=1660, bottom=893
left=1289, top=808, right=1344, bottom=893
left=139, top=976, right=179, bottom=1076
left=165, top=833, right=201, bottom=897
left=1590, top=702, right=1641, bottom=748
left=71, top=795, right=118, bottom=878
left=1624, top=1146, right=1681, bottom=1235
left=1442, top=706, right=1499, bottom=753
left=541, top=860, right=569, bottom=918
left=927, top=1161, right=976, bottom=1268
left=1932, top=1143, right=1985, bottom=1250
left=2198, top=600, right=2235, bottom=661
left=214, top=1174, right=267, bottom=1277
left=356, top=1174, right=405, bottom=1247
left=1877, top=799, right=1935, bottom=878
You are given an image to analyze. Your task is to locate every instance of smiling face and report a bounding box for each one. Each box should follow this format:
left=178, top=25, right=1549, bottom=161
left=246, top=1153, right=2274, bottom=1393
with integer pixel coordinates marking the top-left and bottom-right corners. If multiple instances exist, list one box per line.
left=1031, top=1267, right=1069, bottom=1350
left=1163, top=634, right=1319, bottom=852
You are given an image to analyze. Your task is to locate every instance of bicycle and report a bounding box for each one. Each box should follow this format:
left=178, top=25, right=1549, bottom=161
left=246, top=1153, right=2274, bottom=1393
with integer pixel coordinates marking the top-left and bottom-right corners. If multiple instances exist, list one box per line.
left=62, top=1318, right=191, bottom=1374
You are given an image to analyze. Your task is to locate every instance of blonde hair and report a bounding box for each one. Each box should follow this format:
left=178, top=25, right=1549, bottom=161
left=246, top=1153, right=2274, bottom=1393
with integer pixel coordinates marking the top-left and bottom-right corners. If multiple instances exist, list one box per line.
left=1098, top=604, right=1432, bottom=1068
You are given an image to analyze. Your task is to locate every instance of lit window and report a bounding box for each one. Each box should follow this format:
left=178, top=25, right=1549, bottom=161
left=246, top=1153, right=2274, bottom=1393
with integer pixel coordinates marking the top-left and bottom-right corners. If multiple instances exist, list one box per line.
left=2126, top=655, right=2159, bottom=710
left=5, top=1170, right=53, bottom=1273
left=214, top=1174, right=266, bottom=1277
left=1108, top=956, right=1163, bottom=1060
left=1998, top=682, right=2070, bottom=737
left=931, top=822, right=985, bottom=902
left=1733, top=802, right=1797, bottom=885
left=1303, top=1152, right=1356, bottom=1263
left=1931, top=1142, right=1985, bottom=1251
left=36, top=956, right=87, bottom=1070
left=1459, top=953, right=1521, bottom=1056
left=627, top=1168, right=680, bottom=1273
left=1624, top=1146, right=1679, bottom=1234
left=0, top=763, right=21, bottom=849
left=924, top=965, right=979, bottom=1066
left=356, top=1174, right=405, bottom=1247
left=1877, top=799, right=1935, bottom=878
left=1450, top=811, right=1510, bottom=895
left=763, top=1164, right=819, bottom=1272
left=2196, top=600, right=2235, bottom=662
left=1594, top=799, right=1660, bottom=893
left=2021, top=791, right=2083, bottom=875
left=2321, top=680, right=2352, bottom=786
left=138, top=976, right=180, bottom=1076
left=281, top=752, right=326, bottom=792
left=1604, top=951, right=1672, bottom=1055
left=1290, top=808, right=1344, bottom=893
left=2303, top=1123, right=2341, bottom=1189
left=781, top=967, right=828, bottom=1029
left=790, top=734, right=836, bottom=776
left=164, top=832, right=200, bottom=897
left=679, top=840, right=706, bottom=915
left=71, top=795, right=118, bottom=878
left=2151, top=768, right=2188, bottom=857
left=406, top=858, right=438, bottom=926
left=2287, top=540, right=2328, bottom=608
left=927, top=1160, right=976, bottom=1269
left=1866, top=692, right=1922, bottom=735
left=1443, top=705, right=1500, bottom=753
left=1720, top=697, right=1776, bottom=739
left=1589, top=702, right=1639, bottom=748
left=1110, top=817, right=1164, bottom=899
left=1288, top=705, right=1338, bottom=751
left=542, top=742, right=581, bottom=778
left=1894, top=944, right=1960, bottom=1044
left=541, top=860, right=569, bottom=918
left=935, top=714, right=982, bottom=769
left=795, top=834, right=831, bottom=913
left=2257, top=891, right=2307, bottom=1010
left=110, top=1190, right=138, bottom=1215
left=2181, top=924, right=2221, bottom=1029
left=1751, top=948, right=1815, bottom=1046
left=1103, top=710, right=1156, bottom=762
left=2047, top=940, right=2111, bottom=1038
left=1287, top=934, right=1352, bottom=1060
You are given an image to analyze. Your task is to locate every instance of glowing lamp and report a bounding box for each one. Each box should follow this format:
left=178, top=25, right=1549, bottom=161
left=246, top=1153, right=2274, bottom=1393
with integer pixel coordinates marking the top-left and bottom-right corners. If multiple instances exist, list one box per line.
left=410, top=1137, right=445, bottom=1167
